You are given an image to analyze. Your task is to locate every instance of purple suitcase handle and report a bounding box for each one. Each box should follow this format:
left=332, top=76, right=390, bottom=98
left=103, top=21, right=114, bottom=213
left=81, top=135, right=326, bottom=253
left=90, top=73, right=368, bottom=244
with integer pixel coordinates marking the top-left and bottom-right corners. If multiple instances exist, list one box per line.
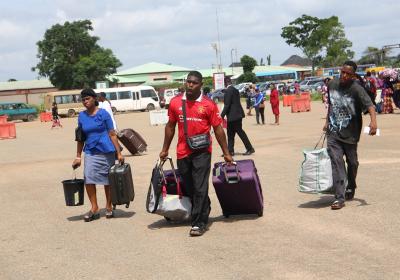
left=221, top=162, right=240, bottom=184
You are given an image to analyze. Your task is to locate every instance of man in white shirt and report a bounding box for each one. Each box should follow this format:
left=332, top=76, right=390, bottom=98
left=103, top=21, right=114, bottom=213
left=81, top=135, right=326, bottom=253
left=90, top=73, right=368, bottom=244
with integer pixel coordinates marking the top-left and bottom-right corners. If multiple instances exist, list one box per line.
left=98, top=92, right=117, bottom=129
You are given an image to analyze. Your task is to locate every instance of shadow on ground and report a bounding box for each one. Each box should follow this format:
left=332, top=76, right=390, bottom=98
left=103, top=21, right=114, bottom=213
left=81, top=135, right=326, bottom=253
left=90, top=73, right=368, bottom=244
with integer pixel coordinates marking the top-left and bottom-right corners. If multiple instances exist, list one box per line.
left=147, top=214, right=261, bottom=230
left=298, top=196, right=370, bottom=209
left=298, top=196, right=334, bottom=209
left=67, top=209, right=136, bottom=221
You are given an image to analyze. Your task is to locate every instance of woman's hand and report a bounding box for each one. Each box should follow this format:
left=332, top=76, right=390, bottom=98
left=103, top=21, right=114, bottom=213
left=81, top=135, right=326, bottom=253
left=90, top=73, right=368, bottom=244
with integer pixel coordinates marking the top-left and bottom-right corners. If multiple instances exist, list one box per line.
left=72, top=158, right=81, bottom=169
left=117, top=153, right=125, bottom=164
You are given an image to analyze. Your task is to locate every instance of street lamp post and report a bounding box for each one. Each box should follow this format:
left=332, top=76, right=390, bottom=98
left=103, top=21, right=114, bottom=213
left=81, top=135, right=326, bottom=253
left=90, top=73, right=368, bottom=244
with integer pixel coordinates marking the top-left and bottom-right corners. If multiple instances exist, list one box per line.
left=230, top=48, right=234, bottom=75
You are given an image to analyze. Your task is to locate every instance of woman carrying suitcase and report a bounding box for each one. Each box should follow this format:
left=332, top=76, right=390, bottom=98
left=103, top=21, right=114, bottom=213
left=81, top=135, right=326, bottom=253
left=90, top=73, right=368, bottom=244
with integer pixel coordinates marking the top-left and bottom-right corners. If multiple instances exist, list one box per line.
left=72, top=88, right=124, bottom=222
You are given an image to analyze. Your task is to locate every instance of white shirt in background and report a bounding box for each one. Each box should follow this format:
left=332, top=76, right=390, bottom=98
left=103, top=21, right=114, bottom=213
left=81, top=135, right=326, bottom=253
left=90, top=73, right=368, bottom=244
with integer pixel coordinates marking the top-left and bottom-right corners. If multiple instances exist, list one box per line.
left=98, top=100, right=117, bottom=129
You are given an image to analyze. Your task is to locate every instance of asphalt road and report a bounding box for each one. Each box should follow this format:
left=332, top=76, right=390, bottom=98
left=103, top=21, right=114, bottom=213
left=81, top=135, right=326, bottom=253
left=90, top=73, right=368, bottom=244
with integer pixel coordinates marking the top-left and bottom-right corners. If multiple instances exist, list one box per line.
left=1, top=101, right=399, bottom=280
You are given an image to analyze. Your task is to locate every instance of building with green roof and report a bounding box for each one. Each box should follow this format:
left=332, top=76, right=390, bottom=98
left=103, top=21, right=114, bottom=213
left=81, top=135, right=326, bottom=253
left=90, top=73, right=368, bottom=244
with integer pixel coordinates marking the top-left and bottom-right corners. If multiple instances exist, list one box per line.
left=111, top=62, right=193, bottom=86
left=0, top=79, right=56, bottom=105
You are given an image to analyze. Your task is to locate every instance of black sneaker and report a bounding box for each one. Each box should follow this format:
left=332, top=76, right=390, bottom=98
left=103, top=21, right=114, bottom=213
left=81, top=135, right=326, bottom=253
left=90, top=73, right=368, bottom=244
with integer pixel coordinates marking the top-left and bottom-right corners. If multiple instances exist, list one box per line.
left=189, top=225, right=206, bottom=237
left=242, top=149, right=255, bottom=155
left=345, top=188, right=355, bottom=200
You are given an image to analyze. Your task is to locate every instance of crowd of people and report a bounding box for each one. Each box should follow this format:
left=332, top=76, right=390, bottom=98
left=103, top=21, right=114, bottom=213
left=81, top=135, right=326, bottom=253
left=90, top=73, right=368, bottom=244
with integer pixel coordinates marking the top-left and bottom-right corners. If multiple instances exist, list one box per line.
left=242, top=83, right=280, bottom=125
left=67, top=60, right=385, bottom=234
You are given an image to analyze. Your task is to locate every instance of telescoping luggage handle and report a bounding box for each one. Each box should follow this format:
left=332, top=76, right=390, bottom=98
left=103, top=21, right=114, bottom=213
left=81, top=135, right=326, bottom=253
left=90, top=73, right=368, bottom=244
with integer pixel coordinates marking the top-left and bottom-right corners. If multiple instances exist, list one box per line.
left=221, top=162, right=240, bottom=184
left=159, top=157, right=183, bottom=198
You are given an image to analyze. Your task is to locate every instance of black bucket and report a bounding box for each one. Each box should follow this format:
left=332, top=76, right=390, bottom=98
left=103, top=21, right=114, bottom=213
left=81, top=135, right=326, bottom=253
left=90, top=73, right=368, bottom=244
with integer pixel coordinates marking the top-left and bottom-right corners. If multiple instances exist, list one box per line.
left=62, top=179, right=85, bottom=206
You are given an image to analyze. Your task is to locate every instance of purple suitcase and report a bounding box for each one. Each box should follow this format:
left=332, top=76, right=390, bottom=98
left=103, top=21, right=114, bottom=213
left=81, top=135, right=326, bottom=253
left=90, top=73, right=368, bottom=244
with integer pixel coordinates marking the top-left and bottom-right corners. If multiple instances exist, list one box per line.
left=212, top=159, right=263, bottom=217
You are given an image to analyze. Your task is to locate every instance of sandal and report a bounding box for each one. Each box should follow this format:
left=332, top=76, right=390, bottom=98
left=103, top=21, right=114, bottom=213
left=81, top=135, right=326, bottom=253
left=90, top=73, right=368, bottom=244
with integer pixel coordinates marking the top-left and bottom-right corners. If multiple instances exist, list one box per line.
left=331, top=200, right=345, bottom=210
left=84, top=211, right=100, bottom=222
left=105, top=209, right=114, bottom=219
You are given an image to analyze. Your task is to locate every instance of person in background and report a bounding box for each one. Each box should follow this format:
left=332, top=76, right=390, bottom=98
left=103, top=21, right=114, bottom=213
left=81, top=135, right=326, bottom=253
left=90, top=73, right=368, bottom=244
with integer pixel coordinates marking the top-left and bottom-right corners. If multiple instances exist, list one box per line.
left=323, top=61, right=377, bottom=210
left=294, top=80, right=300, bottom=94
left=221, top=77, right=255, bottom=156
left=98, top=92, right=117, bottom=129
left=269, top=84, right=280, bottom=125
left=245, top=85, right=254, bottom=116
left=322, top=78, right=331, bottom=109
left=364, top=72, right=377, bottom=105
left=72, top=88, right=124, bottom=222
left=51, top=102, right=62, bottom=128
left=253, top=88, right=265, bottom=125
left=382, top=77, right=394, bottom=114
left=371, top=70, right=378, bottom=85
left=203, top=86, right=211, bottom=98
left=159, top=71, right=233, bottom=236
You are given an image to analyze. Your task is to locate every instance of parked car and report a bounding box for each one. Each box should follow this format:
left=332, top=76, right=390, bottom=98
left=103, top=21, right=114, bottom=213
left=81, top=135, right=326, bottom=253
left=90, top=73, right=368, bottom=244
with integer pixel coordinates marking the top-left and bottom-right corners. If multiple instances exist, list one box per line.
left=235, top=82, right=252, bottom=96
left=211, top=89, right=226, bottom=103
left=299, top=78, right=324, bottom=91
left=163, top=88, right=179, bottom=108
left=158, top=88, right=179, bottom=109
left=0, top=102, right=38, bottom=122
left=310, top=81, right=325, bottom=92
left=258, top=82, right=270, bottom=94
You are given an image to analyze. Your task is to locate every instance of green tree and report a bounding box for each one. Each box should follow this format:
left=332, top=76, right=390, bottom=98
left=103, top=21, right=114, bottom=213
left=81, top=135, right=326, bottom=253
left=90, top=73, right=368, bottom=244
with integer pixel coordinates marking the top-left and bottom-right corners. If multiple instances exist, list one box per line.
left=281, top=15, right=353, bottom=73
left=32, top=20, right=122, bottom=89
left=240, top=55, right=257, bottom=73
left=322, top=20, right=354, bottom=67
left=8, top=78, right=17, bottom=82
left=202, top=77, right=213, bottom=89
left=237, top=72, right=258, bottom=84
left=267, top=54, right=271, bottom=66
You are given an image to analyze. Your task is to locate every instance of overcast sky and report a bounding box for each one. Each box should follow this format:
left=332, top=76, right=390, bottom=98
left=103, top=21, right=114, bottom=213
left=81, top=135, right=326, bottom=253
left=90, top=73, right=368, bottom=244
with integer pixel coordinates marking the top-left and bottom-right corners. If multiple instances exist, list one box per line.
left=1, top=0, right=399, bottom=81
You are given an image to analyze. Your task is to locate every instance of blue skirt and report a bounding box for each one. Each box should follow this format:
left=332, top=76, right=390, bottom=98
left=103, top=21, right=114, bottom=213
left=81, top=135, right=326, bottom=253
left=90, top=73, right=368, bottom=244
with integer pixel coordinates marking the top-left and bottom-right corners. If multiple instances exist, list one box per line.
left=84, top=153, right=115, bottom=185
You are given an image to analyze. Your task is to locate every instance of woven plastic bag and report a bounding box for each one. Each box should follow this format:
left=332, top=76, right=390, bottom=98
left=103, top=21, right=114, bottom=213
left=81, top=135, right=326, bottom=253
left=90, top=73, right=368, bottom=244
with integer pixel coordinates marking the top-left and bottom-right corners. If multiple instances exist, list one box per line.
left=146, top=158, right=191, bottom=221
left=299, top=134, right=333, bottom=194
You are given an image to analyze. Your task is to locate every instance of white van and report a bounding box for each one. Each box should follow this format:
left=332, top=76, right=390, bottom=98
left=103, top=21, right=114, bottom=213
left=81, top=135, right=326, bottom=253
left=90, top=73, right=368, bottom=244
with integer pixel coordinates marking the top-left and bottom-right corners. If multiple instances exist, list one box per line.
left=95, top=86, right=160, bottom=113
left=163, top=88, right=179, bottom=106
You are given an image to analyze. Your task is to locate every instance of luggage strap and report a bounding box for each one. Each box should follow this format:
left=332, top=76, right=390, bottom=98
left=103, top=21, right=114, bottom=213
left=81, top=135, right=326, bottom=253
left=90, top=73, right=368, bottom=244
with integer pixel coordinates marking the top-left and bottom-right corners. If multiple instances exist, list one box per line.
left=314, top=133, right=327, bottom=150
left=159, top=158, right=183, bottom=198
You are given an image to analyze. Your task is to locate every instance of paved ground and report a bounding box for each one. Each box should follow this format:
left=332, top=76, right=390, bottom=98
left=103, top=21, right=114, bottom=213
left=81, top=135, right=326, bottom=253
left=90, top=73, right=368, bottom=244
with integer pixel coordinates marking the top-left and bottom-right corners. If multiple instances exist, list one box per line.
left=1, top=101, right=399, bottom=280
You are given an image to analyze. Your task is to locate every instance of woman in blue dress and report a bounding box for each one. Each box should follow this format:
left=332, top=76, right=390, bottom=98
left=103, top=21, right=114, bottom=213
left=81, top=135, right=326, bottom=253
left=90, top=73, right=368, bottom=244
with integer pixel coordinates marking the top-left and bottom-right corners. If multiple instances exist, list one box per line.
left=72, top=88, right=124, bottom=222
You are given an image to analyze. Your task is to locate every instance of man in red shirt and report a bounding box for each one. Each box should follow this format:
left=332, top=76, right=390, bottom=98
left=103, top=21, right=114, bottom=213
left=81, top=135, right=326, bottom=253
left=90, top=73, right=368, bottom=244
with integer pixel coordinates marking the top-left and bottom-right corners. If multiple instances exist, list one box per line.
left=160, top=71, right=233, bottom=236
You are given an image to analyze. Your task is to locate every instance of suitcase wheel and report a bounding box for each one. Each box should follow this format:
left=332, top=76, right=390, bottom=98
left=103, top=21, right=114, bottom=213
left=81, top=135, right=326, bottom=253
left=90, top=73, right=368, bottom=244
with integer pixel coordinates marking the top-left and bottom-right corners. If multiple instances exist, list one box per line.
left=125, top=202, right=130, bottom=209
left=257, top=209, right=263, bottom=217
left=112, top=204, right=116, bottom=210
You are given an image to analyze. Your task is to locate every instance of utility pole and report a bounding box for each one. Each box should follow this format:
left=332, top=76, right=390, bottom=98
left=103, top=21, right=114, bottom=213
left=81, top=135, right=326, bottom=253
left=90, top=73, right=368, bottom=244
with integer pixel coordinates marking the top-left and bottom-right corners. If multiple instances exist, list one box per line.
left=216, top=8, right=222, bottom=72
left=230, top=48, right=235, bottom=75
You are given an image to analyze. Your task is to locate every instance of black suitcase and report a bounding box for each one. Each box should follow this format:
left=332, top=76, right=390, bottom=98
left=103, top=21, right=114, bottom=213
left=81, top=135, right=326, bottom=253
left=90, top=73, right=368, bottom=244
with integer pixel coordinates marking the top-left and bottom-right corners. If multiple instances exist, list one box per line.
left=109, top=163, right=135, bottom=209
left=117, top=128, right=147, bottom=155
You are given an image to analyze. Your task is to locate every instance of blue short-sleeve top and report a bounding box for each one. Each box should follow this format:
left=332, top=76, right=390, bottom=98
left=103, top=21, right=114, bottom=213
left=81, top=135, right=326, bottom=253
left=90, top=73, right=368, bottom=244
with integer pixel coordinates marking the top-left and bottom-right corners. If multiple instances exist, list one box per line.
left=78, top=109, right=116, bottom=155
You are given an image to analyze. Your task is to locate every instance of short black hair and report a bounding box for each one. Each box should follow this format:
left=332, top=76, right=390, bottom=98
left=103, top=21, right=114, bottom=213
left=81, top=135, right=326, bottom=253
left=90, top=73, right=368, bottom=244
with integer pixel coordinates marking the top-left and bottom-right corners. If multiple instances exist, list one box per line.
left=343, top=60, right=357, bottom=73
left=80, top=88, right=97, bottom=98
left=366, top=71, right=371, bottom=77
left=187, top=71, right=203, bottom=82
left=99, top=92, right=106, bottom=98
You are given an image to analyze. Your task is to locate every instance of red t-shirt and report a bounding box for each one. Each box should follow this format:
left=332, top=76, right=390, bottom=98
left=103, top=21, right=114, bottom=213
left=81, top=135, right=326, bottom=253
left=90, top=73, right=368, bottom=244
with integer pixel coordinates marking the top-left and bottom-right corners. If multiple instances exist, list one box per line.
left=168, top=93, right=222, bottom=159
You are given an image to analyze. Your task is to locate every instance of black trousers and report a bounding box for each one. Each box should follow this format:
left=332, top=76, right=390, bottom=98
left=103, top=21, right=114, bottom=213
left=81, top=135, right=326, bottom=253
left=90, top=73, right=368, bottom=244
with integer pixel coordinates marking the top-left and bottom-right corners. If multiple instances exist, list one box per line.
left=177, top=152, right=211, bottom=227
left=327, top=136, right=359, bottom=202
left=255, top=107, right=265, bottom=124
left=227, top=119, right=253, bottom=154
